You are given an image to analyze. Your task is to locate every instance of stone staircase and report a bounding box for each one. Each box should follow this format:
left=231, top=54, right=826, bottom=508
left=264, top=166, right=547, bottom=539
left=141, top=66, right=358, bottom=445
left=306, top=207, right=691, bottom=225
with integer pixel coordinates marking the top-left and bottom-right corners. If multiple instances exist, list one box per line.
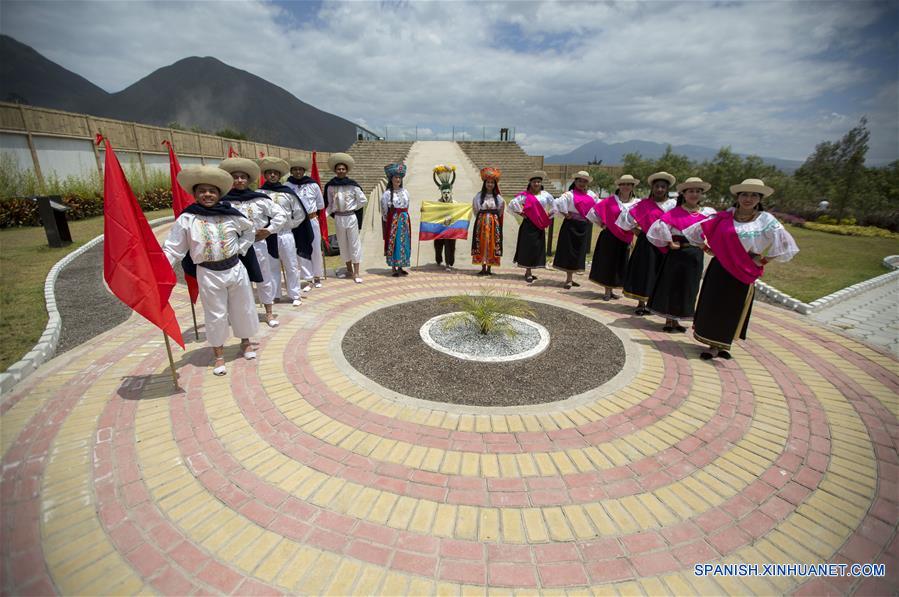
left=320, top=141, right=414, bottom=194
left=456, top=141, right=545, bottom=199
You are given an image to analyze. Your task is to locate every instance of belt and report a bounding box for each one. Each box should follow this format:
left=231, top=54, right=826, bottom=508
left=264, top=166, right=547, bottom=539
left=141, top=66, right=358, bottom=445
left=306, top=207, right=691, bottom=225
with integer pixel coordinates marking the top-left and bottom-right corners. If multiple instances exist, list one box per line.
left=334, top=210, right=356, bottom=217
left=673, top=235, right=689, bottom=243
left=308, top=211, right=318, bottom=218
left=199, top=254, right=239, bottom=271
left=389, top=208, right=409, bottom=213
left=478, top=209, right=500, bottom=214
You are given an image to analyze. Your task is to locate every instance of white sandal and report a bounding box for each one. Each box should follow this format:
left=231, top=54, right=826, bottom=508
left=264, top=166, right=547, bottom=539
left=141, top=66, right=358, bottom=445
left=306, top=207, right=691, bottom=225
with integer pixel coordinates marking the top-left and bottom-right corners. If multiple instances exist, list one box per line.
left=265, top=314, right=279, bottom=328
left=213, top=358, right=227, bottom=376
left=354, top=277, right=363, bottom=284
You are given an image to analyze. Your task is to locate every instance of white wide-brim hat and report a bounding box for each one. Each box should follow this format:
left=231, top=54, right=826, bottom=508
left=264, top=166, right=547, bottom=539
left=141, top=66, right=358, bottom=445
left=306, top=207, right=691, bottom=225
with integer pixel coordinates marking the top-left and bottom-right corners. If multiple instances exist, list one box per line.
left=615, top=174, right=640, bottom=186
left=676, top=177, right=711, bottom=192
left=647, top=171, right=676, bottom=186
left=730, top=178, right=774, bottom=198
left=328, top=152, right=355, bottom=172
left=528, top=170, right=548, bottom=181
left=289, top=155, right=311, bottom=171
left=178, top=165, right=235, bottom=197
left=258, top=156, right=290, bottom=176
left=572, top=170, right=593, bottom=183
left=219, top=157, right=260, bottom=181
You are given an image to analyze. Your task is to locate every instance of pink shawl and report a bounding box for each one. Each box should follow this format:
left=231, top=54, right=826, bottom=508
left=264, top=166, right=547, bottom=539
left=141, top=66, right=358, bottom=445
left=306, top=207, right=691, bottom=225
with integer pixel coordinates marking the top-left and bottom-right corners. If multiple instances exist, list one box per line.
left=596, top=196, right=633, bottom=244
left=656, top=206, right=712, bottom=254
left=572, top=189, right=596, bottom=219
left=520, top=192, right=551, bottom=230
left=701, top=211, right=764, bottom=284
left=629, top=197, right=666, bottom=232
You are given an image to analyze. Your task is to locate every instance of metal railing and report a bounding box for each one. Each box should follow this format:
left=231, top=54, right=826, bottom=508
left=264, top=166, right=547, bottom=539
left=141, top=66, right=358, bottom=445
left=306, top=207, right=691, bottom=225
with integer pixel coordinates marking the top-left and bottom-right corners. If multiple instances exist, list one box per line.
left=380, top=126, right=516, bottom=142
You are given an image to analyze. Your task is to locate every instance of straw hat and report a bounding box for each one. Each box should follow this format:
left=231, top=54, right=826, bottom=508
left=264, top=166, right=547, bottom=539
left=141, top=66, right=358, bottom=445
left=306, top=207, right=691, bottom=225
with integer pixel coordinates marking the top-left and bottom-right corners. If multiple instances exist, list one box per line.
left=328, top=152, right=355, bottom=172
left=219, top=157, right=260, bottom=181
left=676, top=177, right=711, bottom=193
left=528, top=170, right=548, bottom=181
left=572, top=170, right=593, bottom=183
left=289, top=155, right=311, bottom=171
left=647, top=171, right=676, bottom=186
left=258, top=156, right=290, bottom=176
left=615, top=174, right=640, bottom=186
left=178, top=165, right=235, bottom=196
left=730, top=178, right=774, bottom=198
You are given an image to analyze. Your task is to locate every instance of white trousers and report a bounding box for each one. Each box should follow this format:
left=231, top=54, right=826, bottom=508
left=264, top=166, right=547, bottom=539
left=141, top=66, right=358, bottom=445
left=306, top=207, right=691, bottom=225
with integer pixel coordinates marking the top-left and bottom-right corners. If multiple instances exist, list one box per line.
left=300, top=218, right=324, bottom=279
left=252, top=241, right=277, bottom=305
left=334, top=214, right=362, bottom=264
left=272, top=231, right=301, bottom=300
left=198, top=262, right=259, bottom=347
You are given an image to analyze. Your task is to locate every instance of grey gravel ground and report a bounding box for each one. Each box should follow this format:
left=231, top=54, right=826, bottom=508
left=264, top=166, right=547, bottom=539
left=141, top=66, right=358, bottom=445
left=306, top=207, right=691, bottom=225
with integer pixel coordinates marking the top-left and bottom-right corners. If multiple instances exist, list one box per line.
left=55, top=242, right=131, bottom=354
left=342, top=299, right=626, bottom=406
left=428, top=314, right=541, bottom=358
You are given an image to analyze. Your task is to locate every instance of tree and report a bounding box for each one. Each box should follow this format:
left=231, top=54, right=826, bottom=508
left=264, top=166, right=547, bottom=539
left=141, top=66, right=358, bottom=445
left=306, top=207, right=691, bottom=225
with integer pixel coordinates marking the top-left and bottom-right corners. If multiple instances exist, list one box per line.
left=795, top=117, right=870, bottom=220
left=586, top=167, right=616, bottom=196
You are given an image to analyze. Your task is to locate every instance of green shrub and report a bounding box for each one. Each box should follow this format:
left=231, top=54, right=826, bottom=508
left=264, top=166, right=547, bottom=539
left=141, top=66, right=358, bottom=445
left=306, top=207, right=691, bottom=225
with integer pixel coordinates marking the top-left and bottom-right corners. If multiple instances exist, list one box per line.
left=802, top=222, right=899, bottom=239
left=815, top=214, right=838, bottom=224
left=441, top=288, right=536, bottom=336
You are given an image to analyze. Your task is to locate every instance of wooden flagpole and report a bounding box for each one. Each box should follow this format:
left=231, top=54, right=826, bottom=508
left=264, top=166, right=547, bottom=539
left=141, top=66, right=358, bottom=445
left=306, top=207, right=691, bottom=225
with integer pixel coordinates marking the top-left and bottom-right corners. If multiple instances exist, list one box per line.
left=163, top=333, right=179, bottom=388
left=189, top=303, right=199, bottom=340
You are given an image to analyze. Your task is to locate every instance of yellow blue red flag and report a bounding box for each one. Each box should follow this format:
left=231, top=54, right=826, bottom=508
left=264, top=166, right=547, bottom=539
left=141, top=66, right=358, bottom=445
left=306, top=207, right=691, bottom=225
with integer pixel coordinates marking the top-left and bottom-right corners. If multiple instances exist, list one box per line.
left=419, top=201, right=473, bottom=241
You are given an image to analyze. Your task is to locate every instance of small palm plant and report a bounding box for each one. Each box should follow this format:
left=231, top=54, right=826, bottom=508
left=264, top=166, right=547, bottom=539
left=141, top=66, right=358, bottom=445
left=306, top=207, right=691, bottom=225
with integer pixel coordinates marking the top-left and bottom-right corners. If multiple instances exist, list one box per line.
left=441, top=288, right=536, bottom=337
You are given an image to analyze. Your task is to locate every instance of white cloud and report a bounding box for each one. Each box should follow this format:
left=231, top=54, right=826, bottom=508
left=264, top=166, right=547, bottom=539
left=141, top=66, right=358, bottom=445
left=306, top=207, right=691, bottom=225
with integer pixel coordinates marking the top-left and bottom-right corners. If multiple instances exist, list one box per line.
left=1, top=0, right=895, bottom=163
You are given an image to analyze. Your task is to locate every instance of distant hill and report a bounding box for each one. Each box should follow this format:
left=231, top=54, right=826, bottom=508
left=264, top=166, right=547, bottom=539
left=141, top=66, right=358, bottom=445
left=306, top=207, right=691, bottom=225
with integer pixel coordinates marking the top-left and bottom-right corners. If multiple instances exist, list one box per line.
left=0, top=36, right=359, bottom=152
left=0, top=35, right=108, bottom=113
left=546, top=138, right=803, bottom=172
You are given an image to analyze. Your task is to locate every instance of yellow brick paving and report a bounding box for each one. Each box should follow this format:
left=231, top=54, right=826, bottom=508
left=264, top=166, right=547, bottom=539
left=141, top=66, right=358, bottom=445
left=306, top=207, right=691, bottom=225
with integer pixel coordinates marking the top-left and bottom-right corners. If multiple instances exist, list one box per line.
left=3, top=270, right=897, bottom=596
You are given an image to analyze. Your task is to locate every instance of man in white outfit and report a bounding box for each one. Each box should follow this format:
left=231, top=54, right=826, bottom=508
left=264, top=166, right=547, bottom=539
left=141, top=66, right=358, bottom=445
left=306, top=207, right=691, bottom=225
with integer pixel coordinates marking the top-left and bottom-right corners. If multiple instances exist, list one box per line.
left=218, top=157, right=288, bottom=327
left=285, top=156, right=325, bottom=290
left=324, top=152, right=367, bottom=283
left=163, top=166, right=259, bottom=376
left=258, top=156, right=306, bottom=307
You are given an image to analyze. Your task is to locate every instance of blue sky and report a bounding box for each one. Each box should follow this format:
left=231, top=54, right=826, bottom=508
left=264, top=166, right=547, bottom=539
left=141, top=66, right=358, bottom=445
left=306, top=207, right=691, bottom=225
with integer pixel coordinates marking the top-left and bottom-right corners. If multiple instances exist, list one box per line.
left=2, top=0, right=896, bottom=163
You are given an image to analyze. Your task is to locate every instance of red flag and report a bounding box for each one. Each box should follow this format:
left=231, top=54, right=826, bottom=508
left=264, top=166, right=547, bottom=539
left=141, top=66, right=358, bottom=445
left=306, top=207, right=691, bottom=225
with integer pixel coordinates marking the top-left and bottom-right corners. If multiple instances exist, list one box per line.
left=99, top=134, right=185, bottom=348
left=257, top=151, right=265, bottom=187
left=228, top=145, right=238, bottom=157
left=311, top=151, right=330, bottom=251
left=162, top=140, right=199, bottom=304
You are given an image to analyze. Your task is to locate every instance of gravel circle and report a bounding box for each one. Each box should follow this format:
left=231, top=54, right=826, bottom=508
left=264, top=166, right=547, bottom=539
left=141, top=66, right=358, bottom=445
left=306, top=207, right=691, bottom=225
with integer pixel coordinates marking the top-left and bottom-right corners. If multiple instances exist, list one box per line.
left=55, top=242, right=131, bottom=354
left=426, top=313, right=544, bottom=359
left=341, top=299, right=626, bottom=407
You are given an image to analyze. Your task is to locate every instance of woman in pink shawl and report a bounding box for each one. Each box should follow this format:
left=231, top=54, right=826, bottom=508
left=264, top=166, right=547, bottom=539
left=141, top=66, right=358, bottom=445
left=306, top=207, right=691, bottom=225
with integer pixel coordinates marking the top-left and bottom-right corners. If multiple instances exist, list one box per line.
left=552, top=171, right=599, bottom=289
left=508, top=170, right=555, bottom=283
left=683, top=179, right=798, bottom=360
left=587, top=174, right=639, bottom=300
left=646, top=177, right=716, bottom=332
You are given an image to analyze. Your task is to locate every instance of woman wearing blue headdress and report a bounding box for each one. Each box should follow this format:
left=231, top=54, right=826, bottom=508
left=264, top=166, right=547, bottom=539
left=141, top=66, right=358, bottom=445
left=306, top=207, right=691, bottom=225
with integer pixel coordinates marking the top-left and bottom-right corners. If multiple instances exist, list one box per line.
left=381, top=163, right=412, bottom=276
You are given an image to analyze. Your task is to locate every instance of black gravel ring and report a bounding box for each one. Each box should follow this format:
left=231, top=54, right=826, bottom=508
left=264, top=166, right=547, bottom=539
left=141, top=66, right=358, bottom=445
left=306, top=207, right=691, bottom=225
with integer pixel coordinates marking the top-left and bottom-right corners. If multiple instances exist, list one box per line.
left=341, top=299, right=626, bottom=407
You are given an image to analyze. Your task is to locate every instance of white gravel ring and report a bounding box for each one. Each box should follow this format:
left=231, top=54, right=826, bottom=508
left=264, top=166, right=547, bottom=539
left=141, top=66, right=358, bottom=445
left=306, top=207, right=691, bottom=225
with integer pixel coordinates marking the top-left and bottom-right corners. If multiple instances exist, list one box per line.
left=420, top=312, right=550, bottom=362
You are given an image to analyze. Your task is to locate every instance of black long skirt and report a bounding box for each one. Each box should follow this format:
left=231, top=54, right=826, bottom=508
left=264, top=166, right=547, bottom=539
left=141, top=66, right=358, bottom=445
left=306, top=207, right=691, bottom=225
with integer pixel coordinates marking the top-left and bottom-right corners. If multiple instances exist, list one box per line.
left=647, top=245, right=704, bottom=320
left=589, top=228, right=630, bottom=288
left=513, top=218, right=547, bottom=268
left=693, top=257, right=755, bottom=351
left=623, top=232, right=663, bottom=301
left=552, top=219, right=592, bottom=273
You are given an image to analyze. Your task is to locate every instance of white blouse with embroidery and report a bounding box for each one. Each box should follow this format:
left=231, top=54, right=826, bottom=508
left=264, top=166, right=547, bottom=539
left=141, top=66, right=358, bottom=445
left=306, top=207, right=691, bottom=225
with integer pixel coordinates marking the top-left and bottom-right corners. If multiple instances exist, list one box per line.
left=326, top=184, right=368, bottom=214
left=473, top=192, right=505, bottom=213
left=682, top=209, right=799, bottom=262
left=615, top=197, right=677, bottom=231
left=163, top=212, right=255, bottom=266
left=586, top=194, right=637, bottom=226
left=230, top=196, right=287, bottom=234
left=646, top=206, right=717, bottom=247
left=261, top=190, right=306, bottom=232
left=380, top=188, right=411, bottom=221
left=507, top=190, right=555, bottom=216
left=286, top=181, right=325, bottom=214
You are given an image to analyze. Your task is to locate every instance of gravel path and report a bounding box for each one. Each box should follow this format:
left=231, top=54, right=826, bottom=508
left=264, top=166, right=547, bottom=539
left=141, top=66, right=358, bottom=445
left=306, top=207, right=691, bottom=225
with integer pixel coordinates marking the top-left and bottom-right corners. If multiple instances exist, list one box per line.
left=55, top=242, right=132, bottom=355
left=342, top=299, right=626, bottom=406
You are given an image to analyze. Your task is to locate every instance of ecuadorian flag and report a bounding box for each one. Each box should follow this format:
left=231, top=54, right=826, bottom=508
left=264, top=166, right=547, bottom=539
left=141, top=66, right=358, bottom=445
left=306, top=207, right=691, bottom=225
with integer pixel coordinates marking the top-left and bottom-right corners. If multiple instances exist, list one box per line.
left=419, top=201, right=473, bottom=241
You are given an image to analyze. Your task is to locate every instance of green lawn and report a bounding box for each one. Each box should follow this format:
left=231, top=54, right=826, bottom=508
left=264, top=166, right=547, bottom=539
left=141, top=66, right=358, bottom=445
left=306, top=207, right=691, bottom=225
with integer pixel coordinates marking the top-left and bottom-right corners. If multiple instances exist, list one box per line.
left=762, top=224, right=898, bottom=303
left=0, top=211, right=345, bottom=373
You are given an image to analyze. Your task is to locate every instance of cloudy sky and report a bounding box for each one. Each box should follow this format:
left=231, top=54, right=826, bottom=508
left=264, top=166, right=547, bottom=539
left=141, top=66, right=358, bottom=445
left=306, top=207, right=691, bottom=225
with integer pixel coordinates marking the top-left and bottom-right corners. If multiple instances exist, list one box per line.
left=2, top=0, right=897, bottom=162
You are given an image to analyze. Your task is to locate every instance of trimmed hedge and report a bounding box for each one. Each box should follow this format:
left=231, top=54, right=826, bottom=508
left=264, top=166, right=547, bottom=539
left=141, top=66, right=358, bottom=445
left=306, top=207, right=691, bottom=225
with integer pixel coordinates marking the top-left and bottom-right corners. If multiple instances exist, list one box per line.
left=802, top=222, right=899, bottom=239
left=0, top=188, right=173, bottom=228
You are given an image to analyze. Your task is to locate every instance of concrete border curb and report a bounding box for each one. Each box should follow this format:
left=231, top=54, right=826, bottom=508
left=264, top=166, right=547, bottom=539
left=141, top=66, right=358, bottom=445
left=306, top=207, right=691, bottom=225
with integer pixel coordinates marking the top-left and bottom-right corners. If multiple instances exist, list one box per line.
left=754, top=254, right=899, bottom=315
left=0, top=215, right=175, bottom=396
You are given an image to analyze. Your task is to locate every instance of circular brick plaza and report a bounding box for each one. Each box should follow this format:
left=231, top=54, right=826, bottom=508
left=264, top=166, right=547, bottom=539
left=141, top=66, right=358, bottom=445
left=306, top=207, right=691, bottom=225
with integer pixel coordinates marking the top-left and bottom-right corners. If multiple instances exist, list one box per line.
left=1, top=268, right=897, bottom=595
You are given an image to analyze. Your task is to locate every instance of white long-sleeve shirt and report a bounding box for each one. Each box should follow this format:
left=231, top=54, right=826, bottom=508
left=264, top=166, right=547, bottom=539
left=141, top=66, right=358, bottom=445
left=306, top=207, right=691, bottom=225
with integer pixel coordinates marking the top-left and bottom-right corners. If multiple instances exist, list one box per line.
left=326, top=183, right=368, bottom=214
left=230, top=195, right=288, bottom=235
left=380, top=188, right=411, bottom=221
left=682, top=209, right=799, bottom=262
left=261, top=189, right=306, bottom=232
left=507, top=190, right=555, bottom=216
left=585, top=194, right=637, bottom=226
left=286, top=180, right=325, bottom=214
left=646, top=206, right=717, bottom=247
left=554, top=190, right=598, bottom=221
left=616, top=197, right=676, bottom=230
left=472, top=192, right=504, bottom=213
left=163, top=212, right=255, bottom=266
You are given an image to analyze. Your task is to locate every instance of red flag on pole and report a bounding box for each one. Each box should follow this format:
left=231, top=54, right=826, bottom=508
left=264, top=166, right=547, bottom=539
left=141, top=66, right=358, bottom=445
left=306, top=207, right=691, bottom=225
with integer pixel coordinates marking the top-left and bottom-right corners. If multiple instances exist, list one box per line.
left=162, top=140, right=199, bottom=304
left=99, top=134, right=185, bottom=348
left=257, top=151, right=266, bottom=187
left=228, top=145, right=238, bottom=157
left=311, top=151, right=330, bottom=251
